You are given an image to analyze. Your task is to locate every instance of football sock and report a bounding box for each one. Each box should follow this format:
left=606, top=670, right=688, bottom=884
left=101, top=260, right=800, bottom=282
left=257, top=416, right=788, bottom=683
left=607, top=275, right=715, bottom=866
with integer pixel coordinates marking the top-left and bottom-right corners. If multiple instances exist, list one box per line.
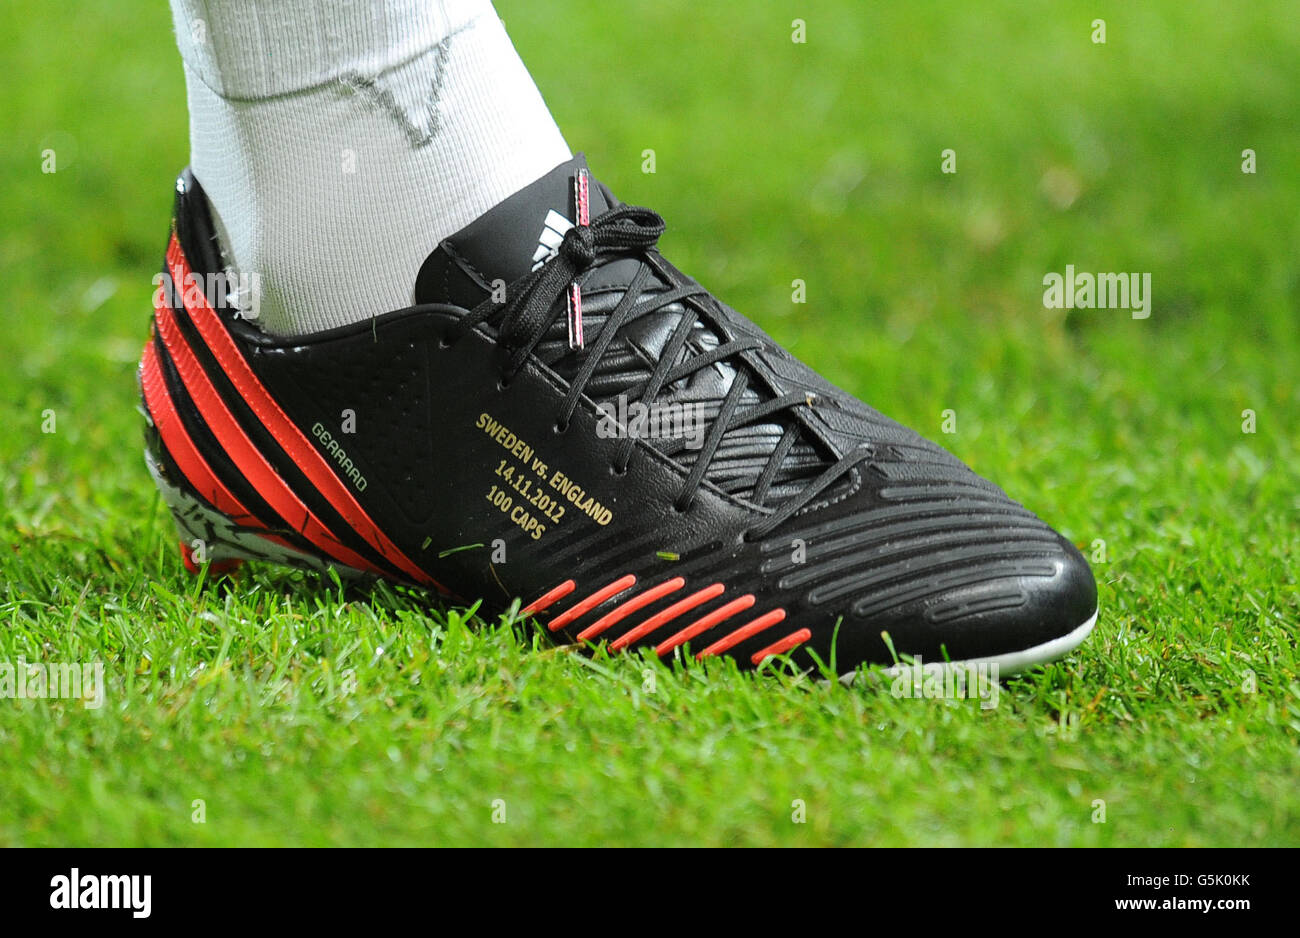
left=168, top=0, right=571, bottom=335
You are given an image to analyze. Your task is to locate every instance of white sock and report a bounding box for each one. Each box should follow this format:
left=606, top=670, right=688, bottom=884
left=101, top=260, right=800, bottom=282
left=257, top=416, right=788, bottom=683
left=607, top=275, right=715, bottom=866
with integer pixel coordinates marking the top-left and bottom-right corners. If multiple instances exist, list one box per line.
left=168, top=0, right=571, bottom=336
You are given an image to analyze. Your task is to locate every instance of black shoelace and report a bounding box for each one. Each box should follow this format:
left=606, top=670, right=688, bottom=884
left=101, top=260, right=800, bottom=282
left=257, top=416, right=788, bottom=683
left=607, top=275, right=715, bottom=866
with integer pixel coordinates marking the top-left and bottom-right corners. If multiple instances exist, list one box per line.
left=447, top=201, right=871, bottom=541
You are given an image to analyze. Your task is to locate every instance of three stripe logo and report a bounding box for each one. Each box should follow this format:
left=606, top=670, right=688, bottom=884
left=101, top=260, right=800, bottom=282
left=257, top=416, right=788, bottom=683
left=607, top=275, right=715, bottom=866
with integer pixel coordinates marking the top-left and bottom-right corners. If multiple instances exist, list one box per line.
left=531, top=209, right=574, bottom=271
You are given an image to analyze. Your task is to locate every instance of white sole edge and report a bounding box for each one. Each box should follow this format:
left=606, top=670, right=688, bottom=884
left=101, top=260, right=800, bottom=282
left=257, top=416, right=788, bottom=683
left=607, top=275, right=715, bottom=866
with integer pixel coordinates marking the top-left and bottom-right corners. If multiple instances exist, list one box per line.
left=839, top=609, right=1099, bottom=685
left=146, top=447, right=363, bottom=576
left=925, top=609, right=1099, bottom=675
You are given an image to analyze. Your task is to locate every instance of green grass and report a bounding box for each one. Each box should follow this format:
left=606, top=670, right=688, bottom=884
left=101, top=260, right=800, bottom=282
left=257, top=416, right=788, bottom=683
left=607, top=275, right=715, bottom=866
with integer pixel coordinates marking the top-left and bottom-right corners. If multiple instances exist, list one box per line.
left=1, top=0, right=1297, bottom=846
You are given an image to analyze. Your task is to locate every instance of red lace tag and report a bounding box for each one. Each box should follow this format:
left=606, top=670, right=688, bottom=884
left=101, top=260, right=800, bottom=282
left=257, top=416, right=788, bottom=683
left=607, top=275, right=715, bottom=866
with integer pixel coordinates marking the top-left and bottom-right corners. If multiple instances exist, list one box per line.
left=567, top=168, right=592, bottom=350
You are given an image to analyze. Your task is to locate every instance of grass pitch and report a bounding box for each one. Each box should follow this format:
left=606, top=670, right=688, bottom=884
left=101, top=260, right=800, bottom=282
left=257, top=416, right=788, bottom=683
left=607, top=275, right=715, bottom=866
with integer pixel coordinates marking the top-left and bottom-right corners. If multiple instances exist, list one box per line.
left=0, top=0, right=1296, bottom=845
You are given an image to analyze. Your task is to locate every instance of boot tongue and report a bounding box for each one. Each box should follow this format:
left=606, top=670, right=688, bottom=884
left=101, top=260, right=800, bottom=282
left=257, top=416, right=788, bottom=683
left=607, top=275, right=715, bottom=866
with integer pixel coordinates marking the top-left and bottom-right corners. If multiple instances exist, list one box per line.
left=414, top=153, right=614, bottom=307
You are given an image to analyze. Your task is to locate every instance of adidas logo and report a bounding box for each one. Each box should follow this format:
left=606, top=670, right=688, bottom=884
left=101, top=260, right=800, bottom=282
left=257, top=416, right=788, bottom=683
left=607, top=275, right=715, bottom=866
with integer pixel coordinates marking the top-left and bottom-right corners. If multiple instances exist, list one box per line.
left=531, top=209, right=573, bottom=270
